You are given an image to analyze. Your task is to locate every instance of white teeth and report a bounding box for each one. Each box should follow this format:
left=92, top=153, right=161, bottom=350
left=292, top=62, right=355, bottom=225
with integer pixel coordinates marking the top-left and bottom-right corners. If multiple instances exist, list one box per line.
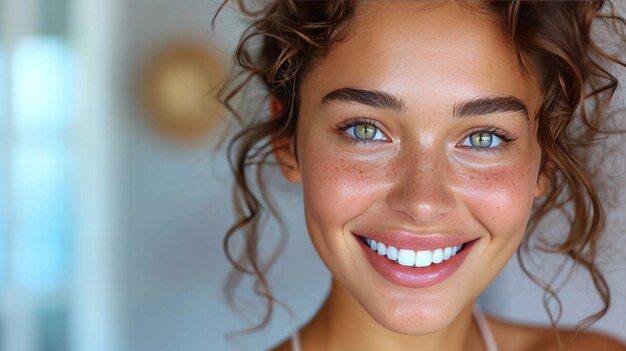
left=443, top=247, right=452, bottom=260
left=386, top=246, right=398, bottom=261
left=397, top=249, right=416, bottom=267
left=415, top=250, right=433, bottom=267
left=377, top=242, right=387, bottom=256
left=432, top=248, right=444, bottom=264
left=364, top=237, right=466, bottom=268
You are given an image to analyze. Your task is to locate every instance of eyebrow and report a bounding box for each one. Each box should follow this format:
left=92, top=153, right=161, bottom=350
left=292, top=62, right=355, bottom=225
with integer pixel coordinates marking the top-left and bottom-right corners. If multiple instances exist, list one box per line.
left=453, top=96, right=529, bottom=119
left=321, top=87, right=407, bottom=113
left=321, top=87, right=528, bottom=119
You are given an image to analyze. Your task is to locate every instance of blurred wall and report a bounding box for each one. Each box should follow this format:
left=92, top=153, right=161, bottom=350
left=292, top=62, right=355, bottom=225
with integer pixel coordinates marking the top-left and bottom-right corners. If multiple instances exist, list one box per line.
left=113, top=1, right=322, bottom=350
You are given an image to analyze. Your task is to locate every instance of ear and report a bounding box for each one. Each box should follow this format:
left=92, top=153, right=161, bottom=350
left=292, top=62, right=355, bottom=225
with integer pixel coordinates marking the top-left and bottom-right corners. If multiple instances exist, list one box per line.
left=270, top=96, right=302, bottom=183
left=534, top=160, right=552, bottom=198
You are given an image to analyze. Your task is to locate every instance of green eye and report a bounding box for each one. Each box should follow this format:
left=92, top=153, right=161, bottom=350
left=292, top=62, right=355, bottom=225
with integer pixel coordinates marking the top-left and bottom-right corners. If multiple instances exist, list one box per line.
left=462, top=131, right=503, bottom=148
left=471, top=132, right=493, bottom=147
left=354, top=124, right=378, bottom=140
left=336, top=119, right=388, bottom=143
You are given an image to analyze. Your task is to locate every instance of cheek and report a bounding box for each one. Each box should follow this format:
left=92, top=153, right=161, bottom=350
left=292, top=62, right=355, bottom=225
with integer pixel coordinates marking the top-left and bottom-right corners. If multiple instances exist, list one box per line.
left=454, top=162, right=537, bottom=239
left=300, top=147, right=392, bottom=234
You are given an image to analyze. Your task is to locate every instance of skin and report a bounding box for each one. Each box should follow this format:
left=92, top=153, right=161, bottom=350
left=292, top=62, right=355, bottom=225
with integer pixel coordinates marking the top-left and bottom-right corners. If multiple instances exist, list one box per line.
left=270, top=2, right=626, bottom=351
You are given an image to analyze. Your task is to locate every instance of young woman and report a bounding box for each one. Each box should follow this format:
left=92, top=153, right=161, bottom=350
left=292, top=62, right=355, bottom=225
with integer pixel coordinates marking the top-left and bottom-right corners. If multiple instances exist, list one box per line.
left=219, top=1, right=626, bottom=350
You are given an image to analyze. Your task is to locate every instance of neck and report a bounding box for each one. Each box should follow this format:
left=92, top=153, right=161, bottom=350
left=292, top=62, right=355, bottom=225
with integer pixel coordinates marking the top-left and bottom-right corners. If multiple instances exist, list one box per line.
left=299, top=279, right=484, bottom=351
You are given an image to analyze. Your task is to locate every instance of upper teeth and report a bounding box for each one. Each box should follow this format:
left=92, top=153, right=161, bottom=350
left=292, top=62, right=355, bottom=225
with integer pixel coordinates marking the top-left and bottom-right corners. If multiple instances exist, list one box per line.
left=366, top=238, right=463, bottom=268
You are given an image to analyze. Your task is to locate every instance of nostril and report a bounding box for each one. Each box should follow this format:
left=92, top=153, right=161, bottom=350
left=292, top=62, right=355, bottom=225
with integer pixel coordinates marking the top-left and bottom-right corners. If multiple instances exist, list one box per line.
left=393, top=205, right=450, bottom=225
left=386, top=176, right=456, bottom=225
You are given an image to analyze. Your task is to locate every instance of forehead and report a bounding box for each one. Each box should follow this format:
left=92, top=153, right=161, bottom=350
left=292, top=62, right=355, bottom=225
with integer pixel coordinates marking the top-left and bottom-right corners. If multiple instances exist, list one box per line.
left=301, top=1, right=541, bottom=114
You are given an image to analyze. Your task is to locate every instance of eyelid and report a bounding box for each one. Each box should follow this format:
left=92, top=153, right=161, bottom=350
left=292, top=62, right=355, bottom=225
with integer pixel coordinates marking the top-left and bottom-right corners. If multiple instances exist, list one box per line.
left=335, top=117, right=380, bottom=131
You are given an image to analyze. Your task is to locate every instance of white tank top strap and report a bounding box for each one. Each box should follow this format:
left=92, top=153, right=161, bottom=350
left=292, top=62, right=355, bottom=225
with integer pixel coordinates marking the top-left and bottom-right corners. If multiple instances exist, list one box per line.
left=289, top=304, right=498, bottom=351
left=473, top=304, right=499, bottom=351
left=290, top=330, right=301, bottom=351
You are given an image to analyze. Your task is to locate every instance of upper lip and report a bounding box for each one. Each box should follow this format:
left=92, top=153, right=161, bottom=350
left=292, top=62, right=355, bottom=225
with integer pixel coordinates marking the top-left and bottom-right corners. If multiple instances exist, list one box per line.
left=353, top=231, right=478, bottom=251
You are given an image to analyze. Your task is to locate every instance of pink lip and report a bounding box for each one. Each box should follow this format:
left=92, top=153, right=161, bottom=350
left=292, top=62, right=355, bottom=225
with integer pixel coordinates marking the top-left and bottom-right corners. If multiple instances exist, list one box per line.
left=355, top=234, right=477, bottom=288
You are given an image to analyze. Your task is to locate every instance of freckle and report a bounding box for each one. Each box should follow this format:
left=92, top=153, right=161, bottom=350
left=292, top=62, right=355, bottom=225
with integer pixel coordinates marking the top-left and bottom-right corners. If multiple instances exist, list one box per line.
left=383, top=167, right=392, bottom=178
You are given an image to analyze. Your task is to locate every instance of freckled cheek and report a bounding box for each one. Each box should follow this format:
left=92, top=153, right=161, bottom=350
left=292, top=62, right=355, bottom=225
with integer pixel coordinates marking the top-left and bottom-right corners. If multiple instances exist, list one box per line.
left=300, top=149, right=392, bottom=231
left=455, top=164, right=537, bottom=239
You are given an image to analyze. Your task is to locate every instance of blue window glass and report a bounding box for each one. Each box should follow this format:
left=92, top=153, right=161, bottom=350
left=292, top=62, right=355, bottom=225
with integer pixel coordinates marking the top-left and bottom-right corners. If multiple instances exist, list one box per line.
left=0, top=47, right=5, bottom=125
left=0, top=46, right=6, bottom=290
left=12, top=37, right=73, bottom=136
left=11, top=36, right=74, bottom=293
left=12, top=143, right=72, bottom=292
left=4, top=2, right=75, bottom=350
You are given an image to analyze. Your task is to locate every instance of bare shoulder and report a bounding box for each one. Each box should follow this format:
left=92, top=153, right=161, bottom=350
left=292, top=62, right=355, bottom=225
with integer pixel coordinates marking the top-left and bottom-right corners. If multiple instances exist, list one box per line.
left=555, top=331, right=626, bottom=351
left=488, top=315, right=626, bottom=351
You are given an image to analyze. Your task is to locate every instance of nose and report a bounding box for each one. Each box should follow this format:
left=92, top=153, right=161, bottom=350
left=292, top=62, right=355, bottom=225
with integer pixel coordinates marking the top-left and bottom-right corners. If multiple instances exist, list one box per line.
left=385, top=148, right=456, bottom=224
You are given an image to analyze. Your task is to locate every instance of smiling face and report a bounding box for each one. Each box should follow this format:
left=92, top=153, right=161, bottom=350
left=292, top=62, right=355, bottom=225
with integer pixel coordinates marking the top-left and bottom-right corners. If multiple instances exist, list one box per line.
left=275, top=1, right=546, bottom=335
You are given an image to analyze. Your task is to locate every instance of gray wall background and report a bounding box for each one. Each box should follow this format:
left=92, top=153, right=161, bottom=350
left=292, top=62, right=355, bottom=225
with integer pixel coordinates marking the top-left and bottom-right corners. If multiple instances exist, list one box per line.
left=111, top=1, right=626, bottom=350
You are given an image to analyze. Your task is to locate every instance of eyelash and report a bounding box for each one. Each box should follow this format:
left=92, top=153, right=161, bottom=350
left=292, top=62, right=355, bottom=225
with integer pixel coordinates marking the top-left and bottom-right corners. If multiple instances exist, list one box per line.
left=334, top=118, right=517, bottom=152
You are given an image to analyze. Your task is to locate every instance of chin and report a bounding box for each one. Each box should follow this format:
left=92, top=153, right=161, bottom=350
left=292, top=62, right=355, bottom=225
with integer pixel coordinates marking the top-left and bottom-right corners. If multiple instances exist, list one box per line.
left=354, top=289, right=466, bottom=335
left=371, top=306, right=460, bottom=335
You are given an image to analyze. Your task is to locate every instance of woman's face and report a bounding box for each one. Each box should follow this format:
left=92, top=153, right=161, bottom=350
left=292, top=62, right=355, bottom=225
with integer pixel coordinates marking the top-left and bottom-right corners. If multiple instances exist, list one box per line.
left=278, top=2, right=546, bottom=334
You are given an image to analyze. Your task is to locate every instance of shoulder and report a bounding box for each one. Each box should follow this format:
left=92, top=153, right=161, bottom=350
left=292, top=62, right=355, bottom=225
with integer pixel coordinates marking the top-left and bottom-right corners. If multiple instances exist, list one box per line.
left=551, top=331, right=626, bottom=351
left=488, top=316, right=626, bottom=351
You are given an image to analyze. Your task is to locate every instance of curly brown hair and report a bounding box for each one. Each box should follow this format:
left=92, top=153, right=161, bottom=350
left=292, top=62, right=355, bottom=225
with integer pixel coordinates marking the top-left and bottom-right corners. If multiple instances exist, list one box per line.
left=215, top=0, right=626, bottom=335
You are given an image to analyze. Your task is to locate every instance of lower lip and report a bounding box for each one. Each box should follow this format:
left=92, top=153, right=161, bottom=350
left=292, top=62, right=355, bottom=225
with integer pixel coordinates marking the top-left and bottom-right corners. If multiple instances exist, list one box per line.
left=356, top=236, right=476, bottom=288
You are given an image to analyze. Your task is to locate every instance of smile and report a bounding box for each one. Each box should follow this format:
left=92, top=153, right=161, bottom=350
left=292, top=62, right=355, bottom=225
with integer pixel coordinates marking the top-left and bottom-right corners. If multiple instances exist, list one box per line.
left=360, top=236, right=464, bottom=268
left=355, top=234, right=477, bottom=288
